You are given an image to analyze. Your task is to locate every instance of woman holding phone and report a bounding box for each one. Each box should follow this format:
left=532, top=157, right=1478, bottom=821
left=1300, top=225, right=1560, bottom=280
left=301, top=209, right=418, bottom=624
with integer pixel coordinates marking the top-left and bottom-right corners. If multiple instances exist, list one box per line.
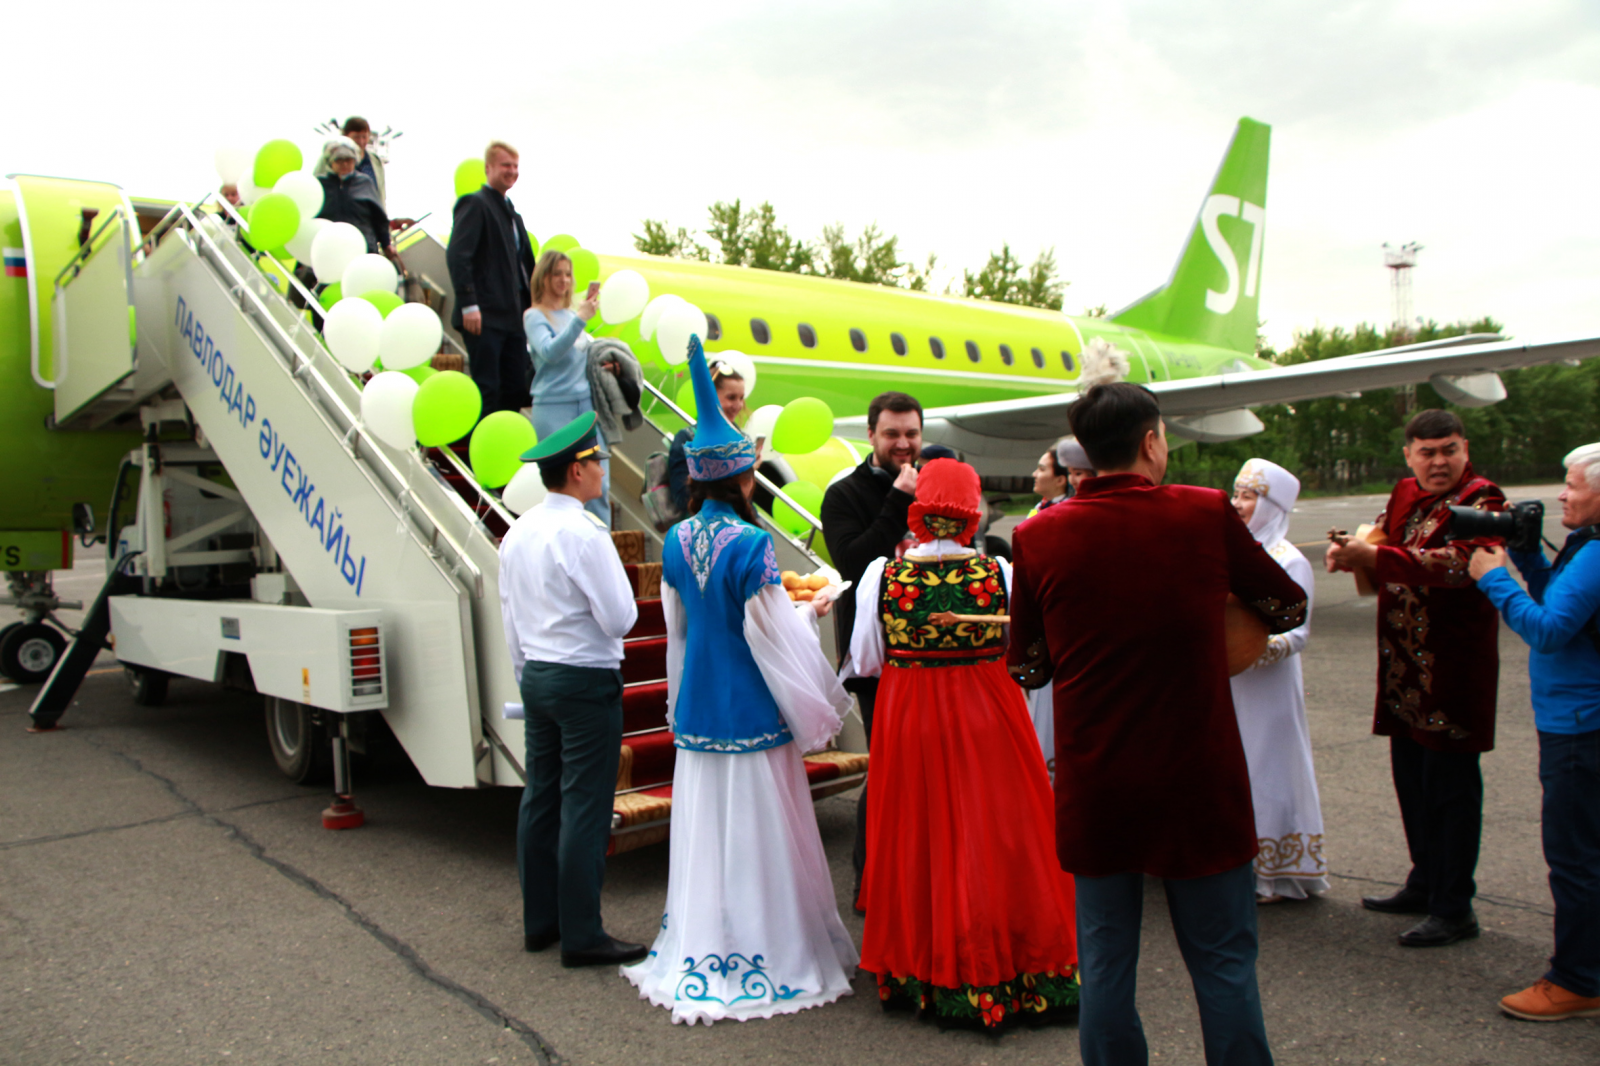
left=526, top=251, right=610, bottom=524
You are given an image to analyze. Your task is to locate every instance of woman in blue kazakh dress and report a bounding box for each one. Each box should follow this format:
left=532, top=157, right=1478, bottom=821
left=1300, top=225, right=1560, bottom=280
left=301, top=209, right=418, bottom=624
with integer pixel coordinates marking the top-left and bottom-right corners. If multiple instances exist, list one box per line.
left=622, top=336, right=858, bottom=1025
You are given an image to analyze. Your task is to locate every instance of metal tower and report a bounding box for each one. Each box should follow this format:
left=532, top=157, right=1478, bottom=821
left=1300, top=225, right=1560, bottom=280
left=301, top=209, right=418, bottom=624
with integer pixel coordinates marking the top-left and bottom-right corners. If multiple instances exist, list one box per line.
left=1383, top=241, right=1423, bottom=329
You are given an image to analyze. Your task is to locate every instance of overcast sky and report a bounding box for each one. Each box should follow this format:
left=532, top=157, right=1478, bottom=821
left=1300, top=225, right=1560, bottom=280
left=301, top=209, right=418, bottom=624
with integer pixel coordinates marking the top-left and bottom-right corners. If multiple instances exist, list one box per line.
left=6, top=0, right=1596, bottom=349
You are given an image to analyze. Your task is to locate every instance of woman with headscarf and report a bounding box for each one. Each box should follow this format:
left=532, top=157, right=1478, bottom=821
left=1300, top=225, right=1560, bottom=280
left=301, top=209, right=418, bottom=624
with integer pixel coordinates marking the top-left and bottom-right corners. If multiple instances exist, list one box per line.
left=850, top=458, right=1078, bottom=1032
left=315, top=137, right=394, bottom=258
left=1229, top=458, right=1328, bottom=903
left=622, top=336, right=858, bottom=1025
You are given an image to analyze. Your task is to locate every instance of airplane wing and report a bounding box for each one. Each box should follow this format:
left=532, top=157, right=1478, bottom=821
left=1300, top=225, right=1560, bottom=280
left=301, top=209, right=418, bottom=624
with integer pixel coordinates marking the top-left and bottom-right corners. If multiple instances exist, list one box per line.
left=834, top=333, right=1600, bottom=472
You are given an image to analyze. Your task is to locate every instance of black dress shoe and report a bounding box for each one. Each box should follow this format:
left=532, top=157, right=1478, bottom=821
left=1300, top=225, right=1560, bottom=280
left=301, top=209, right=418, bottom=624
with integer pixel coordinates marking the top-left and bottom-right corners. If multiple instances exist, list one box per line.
left=1361, top=886, right=1430, bottom=915
left=524, top=930, right=559, bottom=953
left=1399, top=913, right=1480, bottom=947
left=561, top=936, right=649, bottom=968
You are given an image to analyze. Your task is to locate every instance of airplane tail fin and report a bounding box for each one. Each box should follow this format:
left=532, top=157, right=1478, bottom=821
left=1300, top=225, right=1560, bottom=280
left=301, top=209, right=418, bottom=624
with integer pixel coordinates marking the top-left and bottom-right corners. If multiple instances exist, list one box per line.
left=1112, top=118, right=1270, bottom=354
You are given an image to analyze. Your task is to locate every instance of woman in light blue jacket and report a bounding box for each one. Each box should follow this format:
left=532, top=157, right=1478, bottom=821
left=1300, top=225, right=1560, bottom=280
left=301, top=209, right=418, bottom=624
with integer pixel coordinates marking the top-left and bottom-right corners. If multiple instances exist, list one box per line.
left=525, top=250, right=609, bottom=524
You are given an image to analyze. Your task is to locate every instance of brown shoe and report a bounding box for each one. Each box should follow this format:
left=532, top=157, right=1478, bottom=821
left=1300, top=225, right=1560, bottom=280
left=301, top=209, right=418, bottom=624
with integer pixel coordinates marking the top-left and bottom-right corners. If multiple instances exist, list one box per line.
left=1500, top=979, right=1600, bottom=1022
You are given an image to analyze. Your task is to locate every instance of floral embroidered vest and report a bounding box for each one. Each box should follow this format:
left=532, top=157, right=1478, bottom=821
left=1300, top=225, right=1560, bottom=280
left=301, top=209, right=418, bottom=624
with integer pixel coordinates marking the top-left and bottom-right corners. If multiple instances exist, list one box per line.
left=880, top=554, right=1007, bottom=668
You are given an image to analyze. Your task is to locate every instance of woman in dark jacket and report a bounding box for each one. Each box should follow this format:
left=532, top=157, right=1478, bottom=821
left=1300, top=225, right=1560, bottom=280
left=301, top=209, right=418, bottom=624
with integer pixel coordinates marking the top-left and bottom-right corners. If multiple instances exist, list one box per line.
left=316, top=137, right=394, bottom=256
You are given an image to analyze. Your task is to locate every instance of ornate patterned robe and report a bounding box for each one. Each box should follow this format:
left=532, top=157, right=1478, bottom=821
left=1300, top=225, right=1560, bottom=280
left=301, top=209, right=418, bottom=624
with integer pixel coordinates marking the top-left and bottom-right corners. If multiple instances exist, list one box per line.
left=1370, top=467, right=1506, bottom=753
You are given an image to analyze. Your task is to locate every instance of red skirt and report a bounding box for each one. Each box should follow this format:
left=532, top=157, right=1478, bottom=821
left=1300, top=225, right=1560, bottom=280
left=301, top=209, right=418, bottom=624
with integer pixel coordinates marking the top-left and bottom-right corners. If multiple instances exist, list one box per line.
left=859, top=657, right=1077, bottom=1028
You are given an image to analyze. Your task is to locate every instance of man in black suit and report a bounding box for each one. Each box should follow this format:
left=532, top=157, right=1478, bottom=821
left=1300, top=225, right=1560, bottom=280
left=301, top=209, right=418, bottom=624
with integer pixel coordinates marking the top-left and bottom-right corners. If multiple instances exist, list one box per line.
left=447, top=141, right=537, bottom=417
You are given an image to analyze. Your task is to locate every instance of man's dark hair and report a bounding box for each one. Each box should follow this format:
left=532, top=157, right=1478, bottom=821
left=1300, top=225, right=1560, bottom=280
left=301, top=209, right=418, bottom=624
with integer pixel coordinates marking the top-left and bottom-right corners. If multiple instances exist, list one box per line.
left=868, top=391, right=922, bottom=431
left=690, top=473, right=759, bottom=526
left=538, top=458, right=579, bottom=491
left=342, top=116, right=371, bottom=135
left=1067, top=383, right=1162, bottom=472
left=1405, top=409, right=1466, bottom=443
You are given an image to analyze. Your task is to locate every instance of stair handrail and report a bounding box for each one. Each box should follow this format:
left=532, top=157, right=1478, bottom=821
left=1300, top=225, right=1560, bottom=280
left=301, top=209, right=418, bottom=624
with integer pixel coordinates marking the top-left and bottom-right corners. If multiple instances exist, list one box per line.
left=636, top=377, right=830, bottom=564
left=207, top=195, right=333, bottom=323
left=144, top=199, right=487, bottom=598
left=54, top=204, right=132, bottom=294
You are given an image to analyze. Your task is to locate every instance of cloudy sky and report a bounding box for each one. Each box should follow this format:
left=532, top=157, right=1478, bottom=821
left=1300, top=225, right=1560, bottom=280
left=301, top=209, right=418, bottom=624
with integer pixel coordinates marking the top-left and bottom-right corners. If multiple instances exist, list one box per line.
left=6, top=0, right=1596, bottom=349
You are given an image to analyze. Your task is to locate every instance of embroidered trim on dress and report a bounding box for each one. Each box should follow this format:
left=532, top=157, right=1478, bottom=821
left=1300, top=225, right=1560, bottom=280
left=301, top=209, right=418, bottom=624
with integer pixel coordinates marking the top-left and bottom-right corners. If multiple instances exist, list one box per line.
left=676, top=953, right=804, bottom=1006
left=674, top=729, right=792, bottom=753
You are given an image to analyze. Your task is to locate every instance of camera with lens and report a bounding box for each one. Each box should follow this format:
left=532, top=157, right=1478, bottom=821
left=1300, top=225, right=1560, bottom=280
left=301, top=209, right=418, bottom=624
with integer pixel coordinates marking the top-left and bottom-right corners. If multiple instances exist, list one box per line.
left=1445, top=500, right=1544, bottom=554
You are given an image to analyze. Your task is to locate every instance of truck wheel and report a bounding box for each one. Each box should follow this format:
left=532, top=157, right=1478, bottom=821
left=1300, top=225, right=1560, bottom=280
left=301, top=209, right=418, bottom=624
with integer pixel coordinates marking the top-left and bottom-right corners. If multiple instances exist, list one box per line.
left=0, top=623, right=68, bottom=684
left=265, top=696, right=332, bottom=785
left=126, top=666, right=170, bottom=706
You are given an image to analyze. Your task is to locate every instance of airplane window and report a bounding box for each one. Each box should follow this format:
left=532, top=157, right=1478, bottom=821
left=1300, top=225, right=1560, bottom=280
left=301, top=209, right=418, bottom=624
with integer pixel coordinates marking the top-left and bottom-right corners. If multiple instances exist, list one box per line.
left=891, top=332, right=907, bottom=356
left=929, top=337, right=945, bottom=360
left=965, top=340, right=981, bottom=363
left=1030, top=347, right=1044, bottom=368
left=798, top=323, right=817, bottom=348
left=849, top=328, right=867, bottom=353
left=1061, top=351, right=1075, bottom=371
left=750, top=318, right=770, bottom=345
left=999, top=343, right=1014, bottom=366
left=705, top=313, right=722, bottom=341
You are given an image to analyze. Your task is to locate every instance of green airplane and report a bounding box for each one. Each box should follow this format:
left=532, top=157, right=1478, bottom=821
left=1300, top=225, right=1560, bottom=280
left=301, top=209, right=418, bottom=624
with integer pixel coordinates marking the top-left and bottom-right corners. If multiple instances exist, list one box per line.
left=3, top=116, right=1596, bottom=681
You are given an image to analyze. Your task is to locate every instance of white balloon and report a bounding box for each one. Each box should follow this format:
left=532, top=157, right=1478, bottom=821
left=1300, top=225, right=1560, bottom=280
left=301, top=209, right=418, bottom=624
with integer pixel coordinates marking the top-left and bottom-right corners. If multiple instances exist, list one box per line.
left=501, top=463, right=548, bottom=515
left=310, top=222, right=366, bottom=286
left=285, top=217, right=330, bottom=264
left=378, top=302, right=443, bottom=370
left=712, top=348, right=757, bottom=395
left=272, top=170, right=324, bottom=224
left=745, top=404, right=784, bottom=461
left=342, top=253, right=399, bottom=300
left=360, top=371, right=420, bottom=451
left=654, top=302, right=709, bottom=366
left=214, top=146, right=251, bottom=184
left=599, top=269, right=650, bottom=324
left=324, top=297, right=384, bottom=373
left=236, top=178, right=263, bottom=206
left=639, top=293, right=688, bottom=341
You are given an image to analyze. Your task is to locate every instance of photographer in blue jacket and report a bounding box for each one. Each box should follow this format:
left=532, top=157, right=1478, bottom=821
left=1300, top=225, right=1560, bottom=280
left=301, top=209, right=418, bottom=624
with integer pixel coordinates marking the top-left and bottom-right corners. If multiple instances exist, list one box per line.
left=1469, top=443, right=1600, bottom=1023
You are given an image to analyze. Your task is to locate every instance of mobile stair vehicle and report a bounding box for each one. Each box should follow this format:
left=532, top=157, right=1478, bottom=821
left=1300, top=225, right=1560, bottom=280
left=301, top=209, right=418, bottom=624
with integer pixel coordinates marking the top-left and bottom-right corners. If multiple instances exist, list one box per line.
left=12, top=176, right=865, bottom=843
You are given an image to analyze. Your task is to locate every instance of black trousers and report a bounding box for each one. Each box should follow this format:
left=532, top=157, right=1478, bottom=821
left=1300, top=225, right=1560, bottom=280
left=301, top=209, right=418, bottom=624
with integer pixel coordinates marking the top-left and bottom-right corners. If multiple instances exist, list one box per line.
left=517, top=661, right=623, bottom=953
left=845, top=676, right=879, bottom=885
left=465, top=323, right=531, bottom=418
left=1391, top=734, right=1484, bottom=920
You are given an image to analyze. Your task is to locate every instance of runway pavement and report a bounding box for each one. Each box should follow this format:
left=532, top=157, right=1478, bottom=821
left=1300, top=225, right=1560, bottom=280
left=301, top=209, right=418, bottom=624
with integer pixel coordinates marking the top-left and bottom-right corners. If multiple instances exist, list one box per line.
left=4, top=484, right=1597, bottom=1064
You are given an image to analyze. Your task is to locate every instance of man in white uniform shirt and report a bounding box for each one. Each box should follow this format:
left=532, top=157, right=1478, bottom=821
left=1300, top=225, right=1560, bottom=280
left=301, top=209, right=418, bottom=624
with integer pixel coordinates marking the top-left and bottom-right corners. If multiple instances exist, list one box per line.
left=499, top=412, right=646, bottom=968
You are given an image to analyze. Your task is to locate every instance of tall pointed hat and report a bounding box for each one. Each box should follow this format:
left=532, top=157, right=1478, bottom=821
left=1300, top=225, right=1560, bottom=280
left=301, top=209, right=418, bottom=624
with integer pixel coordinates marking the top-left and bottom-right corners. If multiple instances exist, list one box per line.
left=684, top=334, right=758, bottom=481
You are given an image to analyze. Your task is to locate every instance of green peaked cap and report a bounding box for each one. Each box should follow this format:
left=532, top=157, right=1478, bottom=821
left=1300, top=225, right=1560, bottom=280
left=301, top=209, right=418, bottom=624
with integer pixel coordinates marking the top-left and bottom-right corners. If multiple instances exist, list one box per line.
left=521, top=410, right=603, bottom=464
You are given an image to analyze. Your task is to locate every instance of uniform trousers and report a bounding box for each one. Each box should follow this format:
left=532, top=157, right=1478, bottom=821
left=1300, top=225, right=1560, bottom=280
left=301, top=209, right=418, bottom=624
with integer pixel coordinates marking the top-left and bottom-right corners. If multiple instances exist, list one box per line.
left=465, top=323, right=531, bottom=419
left=1391, top=734, right=1483, bottom=920
left=845, top=676, right=878, bottom=885
left=1540, top=728, right=1600, bottom=996
left=517, top=661, right=623, bottom=953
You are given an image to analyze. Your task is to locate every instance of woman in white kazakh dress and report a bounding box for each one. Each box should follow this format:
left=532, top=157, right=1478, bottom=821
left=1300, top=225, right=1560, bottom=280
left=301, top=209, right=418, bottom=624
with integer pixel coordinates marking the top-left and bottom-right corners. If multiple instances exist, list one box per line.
left=1229, top=458, right=1329, bottom=903
left=622, top=335, right=858, bottom=1024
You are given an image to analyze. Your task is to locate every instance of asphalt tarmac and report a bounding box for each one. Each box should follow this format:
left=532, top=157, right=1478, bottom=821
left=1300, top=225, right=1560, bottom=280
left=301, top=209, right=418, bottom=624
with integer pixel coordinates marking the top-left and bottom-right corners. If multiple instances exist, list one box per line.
left=4, top=484, right=1598, bottom=1065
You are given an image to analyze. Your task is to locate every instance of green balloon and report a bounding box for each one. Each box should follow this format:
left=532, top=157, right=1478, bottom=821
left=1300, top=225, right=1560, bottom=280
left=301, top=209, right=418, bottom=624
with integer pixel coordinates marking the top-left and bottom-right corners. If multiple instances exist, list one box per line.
left=771, top=397, right=834, bottom=455
left=403, top=364, right=437, bottom=385
left=360, top=290, right=404, bottom=318
left=253, top=139, right=303, bottom=190
left=569, top=247, right=600, bottom=291
left=676, top=379, right=698, bottom=418
left=527, top=233, right=540, bottom=258
left=774, top=480, right=824, bottom=535
left=453, top=158, right=486, bottom=199
left=246, top=193, right=300, bottom=253
left=469, top=410, right=539, bottom=488
left=542, top=233, right=578, bottom=253
left=318, top=282, right=343, bottom=310
left=413, top=370, right=483, bottom=446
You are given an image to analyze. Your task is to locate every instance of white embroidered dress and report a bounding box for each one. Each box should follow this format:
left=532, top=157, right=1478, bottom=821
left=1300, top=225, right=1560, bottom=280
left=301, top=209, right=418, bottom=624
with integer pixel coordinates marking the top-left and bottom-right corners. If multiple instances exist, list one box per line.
left=622, top=503, right=858, bottom=1024
left=1229, top=459, right=1329, bottom=900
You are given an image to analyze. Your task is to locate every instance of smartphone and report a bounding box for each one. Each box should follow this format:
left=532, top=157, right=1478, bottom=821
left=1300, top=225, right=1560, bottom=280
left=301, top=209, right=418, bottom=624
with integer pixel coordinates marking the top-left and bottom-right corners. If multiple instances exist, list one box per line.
left=586, top=281, right=600, bottom=299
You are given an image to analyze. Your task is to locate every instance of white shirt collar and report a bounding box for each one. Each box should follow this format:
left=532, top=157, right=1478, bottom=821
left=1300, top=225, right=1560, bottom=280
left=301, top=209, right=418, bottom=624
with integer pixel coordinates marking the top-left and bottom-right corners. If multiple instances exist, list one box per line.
left=544, top=492, right=583, bottom=512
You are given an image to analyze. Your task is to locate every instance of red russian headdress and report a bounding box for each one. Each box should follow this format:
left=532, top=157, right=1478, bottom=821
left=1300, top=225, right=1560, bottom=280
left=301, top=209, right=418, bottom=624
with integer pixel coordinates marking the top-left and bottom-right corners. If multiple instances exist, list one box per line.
left=908, top=458, right=982, bottom=545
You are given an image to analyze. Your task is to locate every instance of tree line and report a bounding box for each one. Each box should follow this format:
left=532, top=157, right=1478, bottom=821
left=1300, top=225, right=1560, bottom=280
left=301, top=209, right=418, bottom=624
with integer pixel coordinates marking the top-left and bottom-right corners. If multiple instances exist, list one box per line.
left=634, top=199, right=1068, bottom=311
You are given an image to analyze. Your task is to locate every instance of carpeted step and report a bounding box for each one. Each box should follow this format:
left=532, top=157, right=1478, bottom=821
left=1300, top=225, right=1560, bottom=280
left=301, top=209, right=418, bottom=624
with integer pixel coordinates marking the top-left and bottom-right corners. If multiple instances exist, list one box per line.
left=628, top=598, right=664, bottom=639
left=623, top=681, right=669, bottom=734
left=623, top=562, right=662, bottom=599
left=621, top=636, right=667, bottom=685
left=624, top=729, right=677, bottom=790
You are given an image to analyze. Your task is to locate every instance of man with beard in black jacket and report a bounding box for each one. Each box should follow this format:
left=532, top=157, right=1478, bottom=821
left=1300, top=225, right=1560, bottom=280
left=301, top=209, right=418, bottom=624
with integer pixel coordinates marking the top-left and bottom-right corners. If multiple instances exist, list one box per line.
left=447, top=141, right=537, bottom=418
left=820, top=390, right=923, bottom=911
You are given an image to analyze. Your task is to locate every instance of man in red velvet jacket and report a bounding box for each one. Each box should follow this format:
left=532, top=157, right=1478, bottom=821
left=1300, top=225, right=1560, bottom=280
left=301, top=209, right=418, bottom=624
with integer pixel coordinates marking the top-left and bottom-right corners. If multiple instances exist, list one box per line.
left=1327, top=409, right=1505, bottom=949
left=1009, top=383, right=1306, bottom=1066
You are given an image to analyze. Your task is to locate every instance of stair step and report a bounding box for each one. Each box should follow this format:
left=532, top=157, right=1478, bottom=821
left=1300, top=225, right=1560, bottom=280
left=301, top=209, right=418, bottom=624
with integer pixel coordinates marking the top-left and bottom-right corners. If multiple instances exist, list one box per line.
left=623, top=728, right=677, bottom=789
left=621, top=636, right=667, bottom=685
left=623, top=562, right=662, bottom=599
left=628, top=598, right=664, bottom=639
left=623, top=681, right=668, bottom=734
left=611, top=530, right=647, bottom=564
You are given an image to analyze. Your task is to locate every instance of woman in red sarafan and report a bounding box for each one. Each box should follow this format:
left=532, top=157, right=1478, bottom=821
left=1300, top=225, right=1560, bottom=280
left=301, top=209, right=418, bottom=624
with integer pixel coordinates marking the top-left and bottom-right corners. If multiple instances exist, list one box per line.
left=847, top=458, right=1078, bottom=1031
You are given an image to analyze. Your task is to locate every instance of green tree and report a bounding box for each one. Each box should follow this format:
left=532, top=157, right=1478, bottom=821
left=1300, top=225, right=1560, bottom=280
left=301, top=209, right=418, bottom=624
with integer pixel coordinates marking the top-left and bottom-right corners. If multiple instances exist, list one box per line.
left=632, top=219, right=707, bottom=260
left=963, top=244, right=1066, bottom=310
left=817, top=222, right=911, bottom=285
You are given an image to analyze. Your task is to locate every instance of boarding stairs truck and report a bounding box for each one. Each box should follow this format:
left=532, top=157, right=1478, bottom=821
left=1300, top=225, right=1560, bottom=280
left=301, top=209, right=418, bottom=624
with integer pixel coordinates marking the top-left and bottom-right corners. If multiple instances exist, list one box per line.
left=17, top=176, right=865, bottom=843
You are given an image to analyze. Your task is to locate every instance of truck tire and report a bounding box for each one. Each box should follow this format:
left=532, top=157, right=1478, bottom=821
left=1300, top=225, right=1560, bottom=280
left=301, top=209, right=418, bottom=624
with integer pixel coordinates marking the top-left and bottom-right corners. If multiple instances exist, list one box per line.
left=0, top=623, right=68, bottom=684
left=126, top=666, right=170, bottom=706
left=265, top=696, right=332, bottom=785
